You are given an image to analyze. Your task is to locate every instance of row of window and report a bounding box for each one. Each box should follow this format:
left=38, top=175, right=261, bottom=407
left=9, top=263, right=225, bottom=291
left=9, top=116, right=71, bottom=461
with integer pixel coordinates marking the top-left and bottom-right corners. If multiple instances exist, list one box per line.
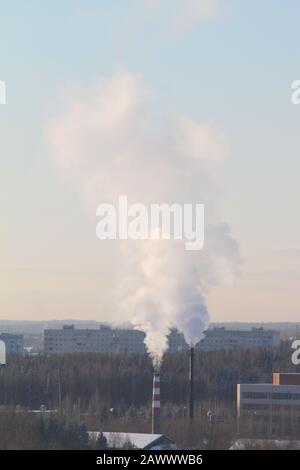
left=242, top=392, right=300, bottom=400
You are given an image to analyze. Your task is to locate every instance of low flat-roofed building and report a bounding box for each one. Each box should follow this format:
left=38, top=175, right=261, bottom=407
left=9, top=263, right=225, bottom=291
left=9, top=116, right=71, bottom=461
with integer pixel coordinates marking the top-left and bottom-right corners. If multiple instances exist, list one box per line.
left=237, top=372, right=300, bottom=438
left=230, top=438, right=300, bottom=450
left=273, top=372, right=300, bottom=386
left=89, top=432, right=177, bottom=450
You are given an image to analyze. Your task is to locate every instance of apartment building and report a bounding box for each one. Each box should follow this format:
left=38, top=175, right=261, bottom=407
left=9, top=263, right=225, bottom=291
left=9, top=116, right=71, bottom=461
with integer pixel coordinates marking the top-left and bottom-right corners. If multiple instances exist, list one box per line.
left=44, top=325, right=281, bottom=355
left=114, top=328, right=146, bottom=353
left=167, top=329, right=189, bottom=352
left=44, top=324, right=147, bottom=355
left=197, top=327, right=280, bottom=351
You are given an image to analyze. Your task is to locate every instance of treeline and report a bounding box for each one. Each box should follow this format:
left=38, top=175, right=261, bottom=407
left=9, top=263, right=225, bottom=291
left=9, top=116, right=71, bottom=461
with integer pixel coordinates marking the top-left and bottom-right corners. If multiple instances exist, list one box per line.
left=0, top=341, right=298, bottom=449
left=0, top=413, right=88, bottom=450
left=0, top=341, right=295, bottom=411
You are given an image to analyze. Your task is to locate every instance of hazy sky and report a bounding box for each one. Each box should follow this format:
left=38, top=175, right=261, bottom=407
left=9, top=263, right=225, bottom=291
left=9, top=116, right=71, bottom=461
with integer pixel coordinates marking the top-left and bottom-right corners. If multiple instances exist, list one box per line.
left=0, top=0, right=300, bottom=323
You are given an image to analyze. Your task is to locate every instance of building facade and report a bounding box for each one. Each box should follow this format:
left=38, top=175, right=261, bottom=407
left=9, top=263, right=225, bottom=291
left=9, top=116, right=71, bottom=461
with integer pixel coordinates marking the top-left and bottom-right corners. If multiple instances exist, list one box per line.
left=44, top=325, right=281, bottom=355
left=237, top=373, right=300, bottom=438
left=167, top=329, right=189, bottom=353
left=89, top=432, right=177, bottom=450
left=197, top=327, right=280, bottom=351
left=44, top=324, right=147, bottom=355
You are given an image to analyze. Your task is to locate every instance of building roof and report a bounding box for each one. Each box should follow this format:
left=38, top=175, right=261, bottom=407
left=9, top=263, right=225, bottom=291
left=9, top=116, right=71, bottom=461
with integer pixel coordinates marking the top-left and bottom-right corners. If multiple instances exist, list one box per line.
left=230, top=439, right=300, bottom=450
left=88, top=432, right=175, bottom=449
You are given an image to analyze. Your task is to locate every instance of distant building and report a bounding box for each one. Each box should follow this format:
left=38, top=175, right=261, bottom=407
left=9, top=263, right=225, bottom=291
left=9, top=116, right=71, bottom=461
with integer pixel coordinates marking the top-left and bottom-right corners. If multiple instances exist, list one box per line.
left=0, top=333, right=24, bottom=355
left=114, top=328, right=146, bottom=354
left=44, top=324, right=147, bottom=355
left=197, top=327, right=280, bottom=351
left=238, top=373, right=300, bottom=438
left=89, top=432, right=177, bottom=450
left=167, top=329, right=189, bottom=352
left=230, top=439, right=300, bottom=450
left=44, top=325, right=280, bottom=355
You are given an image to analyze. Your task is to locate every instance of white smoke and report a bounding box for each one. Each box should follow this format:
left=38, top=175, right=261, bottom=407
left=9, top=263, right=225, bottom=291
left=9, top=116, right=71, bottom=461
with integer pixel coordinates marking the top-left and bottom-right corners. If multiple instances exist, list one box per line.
left=47, top=70, right=239, bottom=366
left=141, top=0, right=222, bottom=34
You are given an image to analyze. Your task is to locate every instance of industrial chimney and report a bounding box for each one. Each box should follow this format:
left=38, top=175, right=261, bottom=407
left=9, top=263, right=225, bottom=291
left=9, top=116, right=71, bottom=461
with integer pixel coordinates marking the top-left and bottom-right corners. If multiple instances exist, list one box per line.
left=152, top=371, right=161, bottom=434
left=189, top=346, right=194, bottom=422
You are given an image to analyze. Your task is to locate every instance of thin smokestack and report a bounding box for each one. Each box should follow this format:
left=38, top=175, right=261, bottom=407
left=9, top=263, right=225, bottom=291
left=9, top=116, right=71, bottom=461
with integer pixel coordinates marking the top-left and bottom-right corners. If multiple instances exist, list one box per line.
left=189, top=346, right=194, bottom=422
left=152, top=372, right=161, bottom=434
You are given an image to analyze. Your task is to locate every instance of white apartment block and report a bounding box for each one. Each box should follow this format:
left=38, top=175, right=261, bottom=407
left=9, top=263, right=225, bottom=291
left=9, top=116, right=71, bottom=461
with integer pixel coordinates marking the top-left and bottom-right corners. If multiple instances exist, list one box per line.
left=196, top=327, right=280, bottom=351
left=167, top=330, right=189, bottom=353
left=44, top=325, right=281, bottom=355
left=44, top=325, right=147, bottom=355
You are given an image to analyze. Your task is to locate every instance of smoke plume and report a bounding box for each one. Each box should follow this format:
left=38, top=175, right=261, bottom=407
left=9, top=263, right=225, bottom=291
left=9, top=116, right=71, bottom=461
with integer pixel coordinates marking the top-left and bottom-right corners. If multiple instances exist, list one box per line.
left=141, top=0, right=222, bottom=35
left=47, top=70, right=239, bottom=366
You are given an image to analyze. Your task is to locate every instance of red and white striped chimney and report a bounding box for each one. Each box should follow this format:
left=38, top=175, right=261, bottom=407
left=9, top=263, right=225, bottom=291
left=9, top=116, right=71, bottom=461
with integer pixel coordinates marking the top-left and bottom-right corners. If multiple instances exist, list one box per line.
left=152, top=372, right=161, bottom=434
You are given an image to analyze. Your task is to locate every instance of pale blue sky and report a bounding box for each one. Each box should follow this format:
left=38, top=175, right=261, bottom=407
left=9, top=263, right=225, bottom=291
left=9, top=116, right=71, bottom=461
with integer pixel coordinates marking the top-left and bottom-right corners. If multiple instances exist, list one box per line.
left=1, top=1, right=300, bottom=321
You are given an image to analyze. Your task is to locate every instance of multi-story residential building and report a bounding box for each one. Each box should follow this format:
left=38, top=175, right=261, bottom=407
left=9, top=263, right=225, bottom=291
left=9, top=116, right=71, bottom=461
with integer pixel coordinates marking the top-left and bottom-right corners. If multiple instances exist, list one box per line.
left=44, top=325, right=281, bottom=355
left=197, top=327, right=280, bottom=351
left=0, top=333, right=24, bottom=355
left=237, top=373, right=300, bottom=437
left=167, top=329, right=189, bottom=352
left=114, top=329, right=146, bottom=353
left=44, top=324, right=147, bottom=355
